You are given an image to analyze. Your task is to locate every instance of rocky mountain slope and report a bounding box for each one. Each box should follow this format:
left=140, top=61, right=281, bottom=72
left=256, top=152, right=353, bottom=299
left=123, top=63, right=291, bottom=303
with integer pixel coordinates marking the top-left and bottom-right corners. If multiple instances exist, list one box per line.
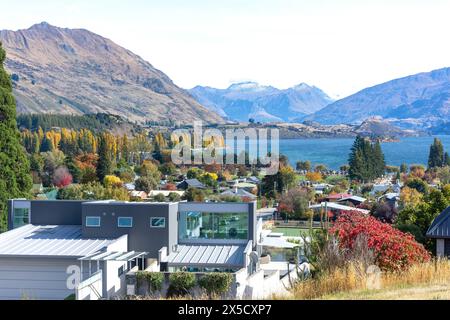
left=189, top=81, right=334, bottom=123
left=303, top=67, right=450, bottom=129
left=0, top=22, right=224, bottom=124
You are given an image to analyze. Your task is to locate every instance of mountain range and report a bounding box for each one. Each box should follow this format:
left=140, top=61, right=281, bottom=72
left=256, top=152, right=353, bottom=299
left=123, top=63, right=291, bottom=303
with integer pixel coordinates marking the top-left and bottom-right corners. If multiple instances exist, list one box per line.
left=0, top=22, right=223, bottom=124
left=189, top=82, right=334, bottom=123
left=1, top=22, right=450, bottom=131
left=303, top=67, right=450, bottom=129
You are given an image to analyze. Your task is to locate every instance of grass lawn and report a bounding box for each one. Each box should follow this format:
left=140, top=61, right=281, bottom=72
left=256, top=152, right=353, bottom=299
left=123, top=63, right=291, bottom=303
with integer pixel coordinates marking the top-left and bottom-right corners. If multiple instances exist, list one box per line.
left=272, top=227, right=310, bottom=237
left=322, top=283, right=450, bottom=300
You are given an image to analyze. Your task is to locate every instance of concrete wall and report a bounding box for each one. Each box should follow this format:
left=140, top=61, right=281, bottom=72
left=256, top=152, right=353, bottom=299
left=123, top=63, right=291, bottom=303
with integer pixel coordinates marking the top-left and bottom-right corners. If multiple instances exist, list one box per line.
left=76, top=271, right=103, bottom=300
left=103, top=235, right=128, bottom=299
left=82, top=202, right=177, bottom=258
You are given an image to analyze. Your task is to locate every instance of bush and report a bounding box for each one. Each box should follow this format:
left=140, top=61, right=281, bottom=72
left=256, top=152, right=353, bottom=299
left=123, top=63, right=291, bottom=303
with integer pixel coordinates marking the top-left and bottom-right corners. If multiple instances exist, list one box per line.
left=167, top=272, right=196, bottom=298
left=153, top=193, right=166, bottom=202
left=198, top=273, right=233, bottom=298
left=330, top=211, right=431, bottom=272
left=168, top=192, right=181, bottom=202
left=103, top=175, right=122, bottom=188
left=136, top=272, right=164, bottom=294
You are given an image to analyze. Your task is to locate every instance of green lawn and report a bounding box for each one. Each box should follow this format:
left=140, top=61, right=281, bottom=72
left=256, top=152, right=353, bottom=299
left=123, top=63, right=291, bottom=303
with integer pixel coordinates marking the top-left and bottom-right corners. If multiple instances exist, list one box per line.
left=271, top=227, right=310, bottom=237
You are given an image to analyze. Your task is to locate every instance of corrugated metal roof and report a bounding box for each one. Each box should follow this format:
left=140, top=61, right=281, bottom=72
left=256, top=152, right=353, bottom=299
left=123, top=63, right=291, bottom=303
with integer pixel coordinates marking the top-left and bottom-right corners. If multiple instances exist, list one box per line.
left=337, top=196, right=367, bottom=203
left=309, top=202, right=370, bottom=214
left=427, top=206, right=450, bottom=238
left=0, top=225, right=116, bottom=257
left=167, top=244, right=246, bottom=268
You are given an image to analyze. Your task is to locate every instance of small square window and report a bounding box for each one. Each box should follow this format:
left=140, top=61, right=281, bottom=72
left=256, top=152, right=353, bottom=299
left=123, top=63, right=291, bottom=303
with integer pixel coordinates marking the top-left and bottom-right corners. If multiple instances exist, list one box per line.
left=150, top=217, right=166, bottom=228
left=118, top=217, right=133, bottom=228
left=86, top=216, right=101, bottom=227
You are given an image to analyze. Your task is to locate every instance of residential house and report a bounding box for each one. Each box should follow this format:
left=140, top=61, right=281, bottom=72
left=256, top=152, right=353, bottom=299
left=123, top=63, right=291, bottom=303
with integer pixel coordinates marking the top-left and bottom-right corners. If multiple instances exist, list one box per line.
left=311, top=183, right=333, bottom=195
left=246, top=176, right=261, bottom=185
left=124, top=183, right=136, bottom=191
left=148, top=190, right=185, bottom=198
left=176, top=179, right=205, bottom=190
left=324, top=193, right=353, bottom=202
left=426, top=206, right=450, bottom=257
left=377, top=192, right=400, bottom=209
left=129, top=191, right=148, bottom=201
left=2, top=199, right=298, bottom=300
left=336, top=195, right=367, bottom=207
left=220, top=187, right=257, bottom=201
left=310, top=202, right=370, bottom=218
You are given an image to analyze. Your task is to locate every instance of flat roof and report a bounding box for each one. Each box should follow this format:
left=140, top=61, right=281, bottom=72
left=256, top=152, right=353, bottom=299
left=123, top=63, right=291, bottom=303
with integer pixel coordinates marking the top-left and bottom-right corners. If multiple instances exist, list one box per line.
left=167, top=244, right=246, bottom=268
left=259, top=236, right=299, bottom=249
left=0, top=225, right=116, bottom=258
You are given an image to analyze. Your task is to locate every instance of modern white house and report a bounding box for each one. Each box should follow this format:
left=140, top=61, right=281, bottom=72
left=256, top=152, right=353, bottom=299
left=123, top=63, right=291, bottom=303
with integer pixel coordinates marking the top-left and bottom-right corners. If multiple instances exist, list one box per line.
left=0, top=199, right=301, bottom=300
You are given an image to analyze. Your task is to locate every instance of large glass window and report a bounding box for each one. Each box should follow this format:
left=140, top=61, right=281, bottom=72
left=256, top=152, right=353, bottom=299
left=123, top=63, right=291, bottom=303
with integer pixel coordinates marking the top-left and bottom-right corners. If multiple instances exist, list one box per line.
left=13, top=208, right=30, bottom=229
left=118, top=217, right=133, bottom=228
left=179, top=211, right=248, bottom=240
left=86, top=216, right=101, bottom=227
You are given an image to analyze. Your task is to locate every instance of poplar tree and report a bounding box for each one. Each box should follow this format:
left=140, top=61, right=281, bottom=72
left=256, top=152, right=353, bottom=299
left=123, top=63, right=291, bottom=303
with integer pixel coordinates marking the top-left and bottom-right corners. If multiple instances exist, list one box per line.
left=0, top=42, right=32, bottom=231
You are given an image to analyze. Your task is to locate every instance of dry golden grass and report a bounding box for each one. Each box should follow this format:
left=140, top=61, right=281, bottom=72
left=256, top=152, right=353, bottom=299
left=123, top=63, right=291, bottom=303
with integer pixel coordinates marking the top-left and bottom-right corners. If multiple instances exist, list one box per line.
left=286, top=259, right=450, bottom=300
left=323, top=284, right=450, bottom=300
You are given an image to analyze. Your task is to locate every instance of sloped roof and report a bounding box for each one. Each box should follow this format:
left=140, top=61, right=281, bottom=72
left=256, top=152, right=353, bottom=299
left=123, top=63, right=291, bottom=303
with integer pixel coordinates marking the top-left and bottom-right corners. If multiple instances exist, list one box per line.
left=220, top=188, right=257, bottom=199
left=310, top=202, right=370, bottom=214
left=0, top=225, right=116, bottom=257
left=337, top=196, right=367, bottom=203
left=177, top=179, right=205, bottom=189
left=427, top=206, right=450, bottom=239
left=167, top=244, right=246, bottom=268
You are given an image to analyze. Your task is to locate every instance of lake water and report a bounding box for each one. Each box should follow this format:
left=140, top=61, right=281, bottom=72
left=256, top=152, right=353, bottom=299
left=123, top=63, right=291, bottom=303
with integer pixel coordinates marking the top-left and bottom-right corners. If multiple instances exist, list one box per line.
left=279, top=135, right=450, bottom=170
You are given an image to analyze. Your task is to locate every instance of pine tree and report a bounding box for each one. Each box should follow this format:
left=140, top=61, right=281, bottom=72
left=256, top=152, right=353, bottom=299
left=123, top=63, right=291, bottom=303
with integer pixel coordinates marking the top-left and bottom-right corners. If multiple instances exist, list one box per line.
left=349, top=136, right=365, bottom=181
left=428, top=138, right=444, bottom=168
left=0, top=42, right=32, bottom=231
left=372, top=140, right=386, bottom=178
left=444, top=152, right=450, bottom=167
left=348, top=136, right=385, bottom=182
left=400, top=163, right=408, bottom=174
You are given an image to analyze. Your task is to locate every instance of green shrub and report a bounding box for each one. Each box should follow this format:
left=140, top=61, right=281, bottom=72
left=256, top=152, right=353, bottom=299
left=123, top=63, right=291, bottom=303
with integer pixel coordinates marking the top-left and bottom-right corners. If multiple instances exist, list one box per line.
left=136, top=272, right=164, bottom=293
left=167, top=272, right=196, bottom=298
left=198, top=273, right=233, bottom=298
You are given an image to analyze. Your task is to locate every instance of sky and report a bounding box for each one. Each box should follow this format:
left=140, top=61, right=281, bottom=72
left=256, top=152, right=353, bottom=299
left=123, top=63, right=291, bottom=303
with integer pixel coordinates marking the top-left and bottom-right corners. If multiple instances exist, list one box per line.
left=1, top=0, right=450, bottom=98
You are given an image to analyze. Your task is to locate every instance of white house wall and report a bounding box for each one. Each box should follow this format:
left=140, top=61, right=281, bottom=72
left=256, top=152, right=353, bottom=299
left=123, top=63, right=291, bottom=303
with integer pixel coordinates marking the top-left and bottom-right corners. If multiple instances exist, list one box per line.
left=0, top=257, right=80, bottom=300
left=437, top=239, right=445, bottom=257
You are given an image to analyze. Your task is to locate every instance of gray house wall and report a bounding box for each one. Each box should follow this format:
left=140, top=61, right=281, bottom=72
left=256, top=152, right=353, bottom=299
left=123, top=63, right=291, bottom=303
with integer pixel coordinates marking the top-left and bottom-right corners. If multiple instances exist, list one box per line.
left=81, top=202, right=177, bottom=258
left=30, top=201, right=85, bottom=225
left=8, top=200, right=85, bottom=230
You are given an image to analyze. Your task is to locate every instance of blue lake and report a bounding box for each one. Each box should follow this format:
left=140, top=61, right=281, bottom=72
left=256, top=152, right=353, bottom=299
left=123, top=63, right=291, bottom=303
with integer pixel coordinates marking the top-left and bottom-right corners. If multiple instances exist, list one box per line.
left=278, top=136, right=450, bottom=170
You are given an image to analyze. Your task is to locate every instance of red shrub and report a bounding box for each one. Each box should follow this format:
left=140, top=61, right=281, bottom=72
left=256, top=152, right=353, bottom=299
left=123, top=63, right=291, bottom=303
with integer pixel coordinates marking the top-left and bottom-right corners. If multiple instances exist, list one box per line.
left=53, top=166, right=73, bottom=188
left=330, top=211, right=431, bottom=272
left=164, top=183, right=177, bottom=191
